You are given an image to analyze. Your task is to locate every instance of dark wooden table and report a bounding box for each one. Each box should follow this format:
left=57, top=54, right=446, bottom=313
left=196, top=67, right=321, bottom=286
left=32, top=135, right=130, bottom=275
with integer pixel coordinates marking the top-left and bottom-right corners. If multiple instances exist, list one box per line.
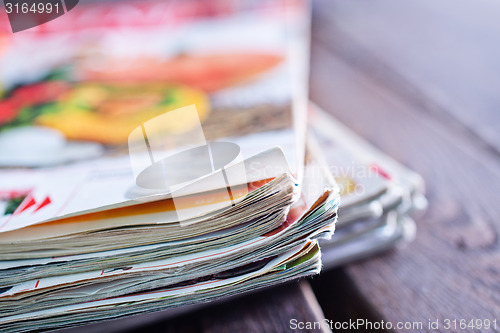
left=310, top=0, right=500, bottom=331
left=126, top=1, right=500, bottom=331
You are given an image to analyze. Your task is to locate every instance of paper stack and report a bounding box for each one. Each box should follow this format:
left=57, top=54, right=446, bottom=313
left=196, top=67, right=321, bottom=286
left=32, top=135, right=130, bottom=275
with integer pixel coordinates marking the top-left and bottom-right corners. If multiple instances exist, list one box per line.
left=0, top=150, right=339, bottom=332
left=0, top=0, right=426, bottom=331
left=309, top=105, right=426, bottom=267
left=0, top=1, right=342, bottom=331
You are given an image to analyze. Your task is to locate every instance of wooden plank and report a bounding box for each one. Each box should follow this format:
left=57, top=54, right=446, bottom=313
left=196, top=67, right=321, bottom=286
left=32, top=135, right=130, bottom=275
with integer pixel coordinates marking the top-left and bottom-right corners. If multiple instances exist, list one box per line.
left=310, top=268, right=387, bottom=332
left=310, top=0, right=500, bottom=155
left=309, top=14, right=500, bottom=331
left=126, top=281, right=331, bottom=333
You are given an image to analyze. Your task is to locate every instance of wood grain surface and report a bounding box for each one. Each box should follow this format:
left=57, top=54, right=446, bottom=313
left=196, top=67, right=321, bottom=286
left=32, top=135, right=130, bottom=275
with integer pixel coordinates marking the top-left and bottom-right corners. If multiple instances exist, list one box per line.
left=309, top=0, right=500, bottom=331
left=311, top=0, right=500, bottom=156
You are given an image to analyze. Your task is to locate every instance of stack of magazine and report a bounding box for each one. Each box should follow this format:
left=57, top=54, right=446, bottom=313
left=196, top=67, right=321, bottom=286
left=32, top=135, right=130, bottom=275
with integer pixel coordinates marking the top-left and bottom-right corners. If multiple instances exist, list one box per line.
left=0, top=0, right=424, bottom=331
left=309, top=105, right=426, bottom=268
